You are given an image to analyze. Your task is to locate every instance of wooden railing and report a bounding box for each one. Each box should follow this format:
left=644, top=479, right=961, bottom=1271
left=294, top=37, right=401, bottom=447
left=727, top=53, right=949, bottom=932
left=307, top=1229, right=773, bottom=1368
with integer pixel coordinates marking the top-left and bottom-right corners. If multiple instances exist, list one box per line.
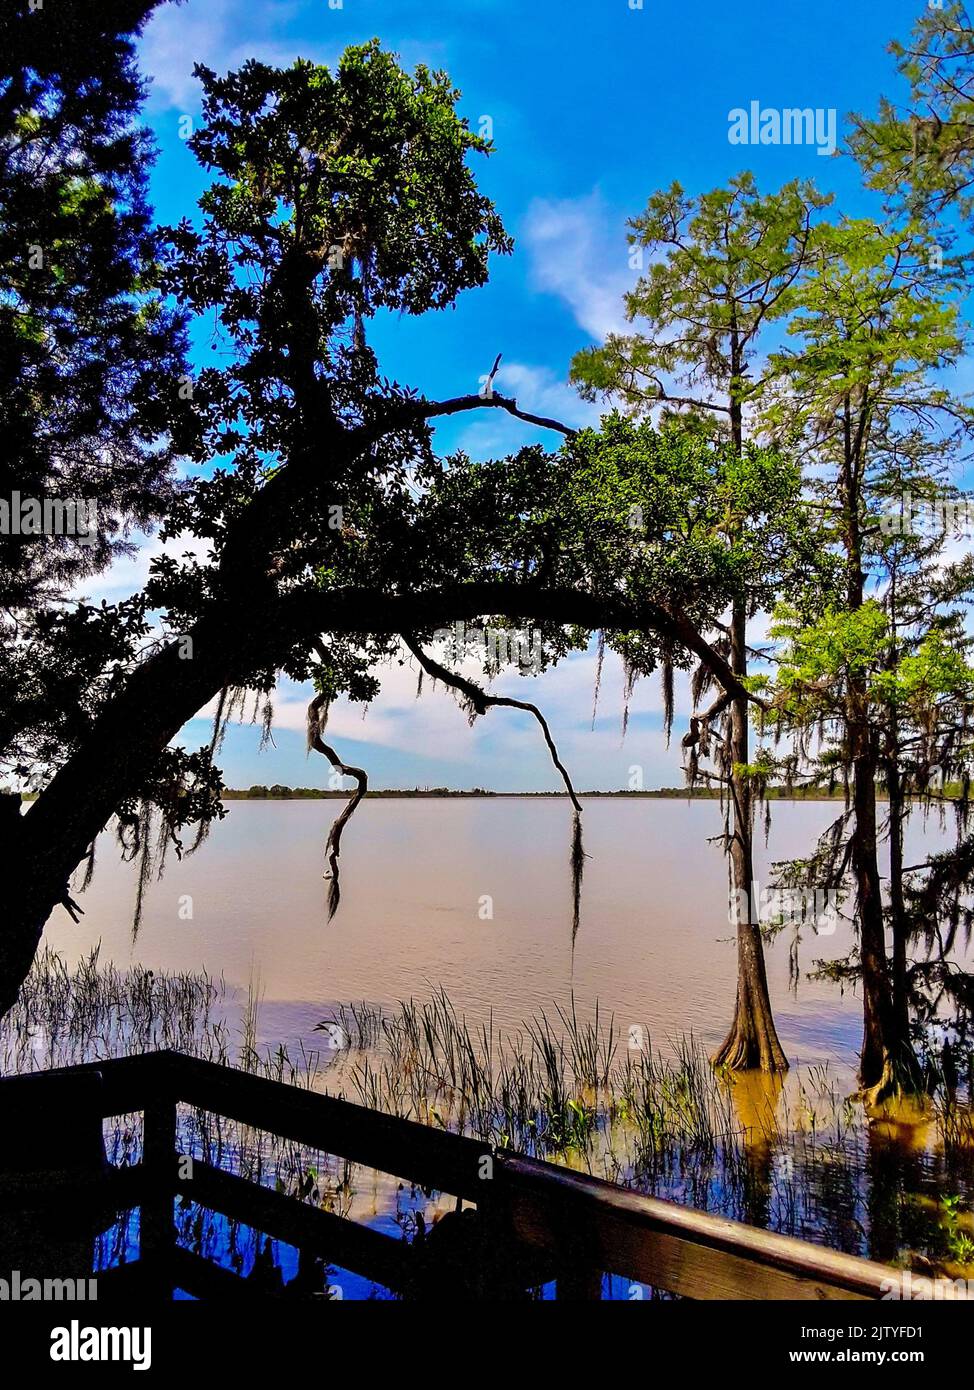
left=0, top=1050, right=931, bottom=1300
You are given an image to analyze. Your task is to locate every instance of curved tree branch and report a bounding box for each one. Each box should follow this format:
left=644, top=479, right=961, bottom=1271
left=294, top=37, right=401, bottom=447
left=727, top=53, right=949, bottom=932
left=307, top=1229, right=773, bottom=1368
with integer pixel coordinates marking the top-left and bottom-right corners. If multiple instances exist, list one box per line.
left=351, top=388, right=578, bottom=447
left=401, top=632, right=586, bottom=941
left=307, top=690, right=368, bottom=919
left=401, top=633, right=583, bottom=813
left=284, top=583, right=761, bottom=712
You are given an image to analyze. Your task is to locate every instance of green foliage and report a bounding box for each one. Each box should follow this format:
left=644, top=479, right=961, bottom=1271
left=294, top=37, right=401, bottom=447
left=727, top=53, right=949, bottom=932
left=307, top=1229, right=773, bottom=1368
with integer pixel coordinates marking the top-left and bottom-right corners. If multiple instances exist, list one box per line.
left=0, top=0, right=195, bottom=792
left=0, top=0, right=192, bottom=609
left=571, top=172, right=831, bottom=423
left=148, top=41, right=513, bottom=693
left=876, top=629, right=974, bottom=708
left=763, top=218, right=969, bottom=448
left=559, top=415, right=806, bottom=619
left=770, top=604, right=974, bottom=718
left=160, top=40, right=509, bottom=482
left=849, top=1, right=974, bottom=228
left=772, top=602, right=889, bottom=699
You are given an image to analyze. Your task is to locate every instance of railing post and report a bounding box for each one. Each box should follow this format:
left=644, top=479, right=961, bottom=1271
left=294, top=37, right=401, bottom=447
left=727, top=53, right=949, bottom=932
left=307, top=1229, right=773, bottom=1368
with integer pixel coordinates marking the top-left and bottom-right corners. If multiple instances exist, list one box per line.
left=555, top=1261, right=603, bottom=1300
left=141, top=1060, right=177, bottom=1298
left=493, top=1151, right=605, bottom=1299
left=0, top=1070, right=112, bottom=1285
left=552, top=1205, right=603, bottom=1301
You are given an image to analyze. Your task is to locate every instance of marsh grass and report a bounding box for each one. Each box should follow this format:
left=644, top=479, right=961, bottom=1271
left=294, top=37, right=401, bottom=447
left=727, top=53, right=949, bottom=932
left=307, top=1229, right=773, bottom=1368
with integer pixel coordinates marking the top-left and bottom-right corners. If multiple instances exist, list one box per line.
left=4, top=950, right=974, bottom=1289
left=2, top=945, right=231, bottom=1073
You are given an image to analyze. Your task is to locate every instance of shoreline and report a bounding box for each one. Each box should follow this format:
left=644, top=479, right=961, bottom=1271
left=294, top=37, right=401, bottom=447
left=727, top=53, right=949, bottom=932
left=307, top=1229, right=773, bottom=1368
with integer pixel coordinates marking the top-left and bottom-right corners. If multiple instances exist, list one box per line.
left=220, top=787, right=870, bottom=801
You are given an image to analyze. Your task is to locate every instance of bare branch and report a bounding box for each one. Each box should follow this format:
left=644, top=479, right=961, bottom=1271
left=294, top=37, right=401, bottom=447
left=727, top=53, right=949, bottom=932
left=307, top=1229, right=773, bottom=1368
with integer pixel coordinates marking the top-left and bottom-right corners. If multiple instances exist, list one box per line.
left=307, top=692, right=368, bottom=919
left=402, top=634, right=587, bottom=941
left=401, top=634, right=582, bottom=812
left=351, top=389, right=578, bottom=447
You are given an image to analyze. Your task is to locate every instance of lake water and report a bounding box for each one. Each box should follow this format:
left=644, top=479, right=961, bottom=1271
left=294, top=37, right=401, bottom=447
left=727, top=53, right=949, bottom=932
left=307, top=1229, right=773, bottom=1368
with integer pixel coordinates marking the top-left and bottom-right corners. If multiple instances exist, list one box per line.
left=20, top=796, right=974, bottom=1294
left=43, top=796, right=962, bottom=1087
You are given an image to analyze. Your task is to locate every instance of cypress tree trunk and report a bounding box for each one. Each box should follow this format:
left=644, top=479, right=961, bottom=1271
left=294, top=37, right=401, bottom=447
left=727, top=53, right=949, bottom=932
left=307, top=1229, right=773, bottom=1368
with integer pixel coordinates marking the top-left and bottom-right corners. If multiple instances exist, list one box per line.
left=712, top=598, right=788, bottom=1072
left=713, top=362, right=787, bottom=1073
left=841, top=404, right=920, bottom=1097
left=886, top=754, right=911, bottom=1041
left=851, top=735, right=920, bottom=1096
left=853, top=742, right=898, bottom=1091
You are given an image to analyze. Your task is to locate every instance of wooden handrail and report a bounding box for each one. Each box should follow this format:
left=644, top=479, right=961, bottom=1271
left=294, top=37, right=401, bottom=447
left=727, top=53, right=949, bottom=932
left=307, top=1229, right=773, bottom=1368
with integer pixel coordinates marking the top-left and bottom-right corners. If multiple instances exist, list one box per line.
left=493, top=1153, right=904, bottom=1301
left=3, top=1049, right=953, bottom=1300
left=167, top=1051, right=494, bottom=1202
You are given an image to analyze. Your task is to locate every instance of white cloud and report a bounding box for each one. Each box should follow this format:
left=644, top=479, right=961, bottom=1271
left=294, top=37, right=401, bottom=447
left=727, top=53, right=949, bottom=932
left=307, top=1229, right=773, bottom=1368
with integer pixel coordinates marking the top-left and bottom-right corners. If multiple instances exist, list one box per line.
left=202, top=636, right=680, bottom=775
left=198, top=652, right=482, bottom=762
left=521, top=192, right=713, bottom=421
left=139, top=0, right=336, bottom=111
left=497, top=361, right=597, bottom=423
left=522, top=190, right=636, bottom=342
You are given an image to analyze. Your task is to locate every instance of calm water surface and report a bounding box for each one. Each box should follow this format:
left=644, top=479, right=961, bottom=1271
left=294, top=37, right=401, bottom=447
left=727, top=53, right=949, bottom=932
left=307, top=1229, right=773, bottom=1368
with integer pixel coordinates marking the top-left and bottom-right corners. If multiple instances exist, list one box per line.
left=26, top=798, right=974, bottom=1296
left=44, top=797, right=963, bottom=1086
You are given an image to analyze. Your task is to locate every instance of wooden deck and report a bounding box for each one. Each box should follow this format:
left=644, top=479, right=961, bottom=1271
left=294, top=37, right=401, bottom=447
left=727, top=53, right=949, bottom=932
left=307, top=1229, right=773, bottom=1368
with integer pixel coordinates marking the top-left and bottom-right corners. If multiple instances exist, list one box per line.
left=0, top=1050, right=934, bottom=1300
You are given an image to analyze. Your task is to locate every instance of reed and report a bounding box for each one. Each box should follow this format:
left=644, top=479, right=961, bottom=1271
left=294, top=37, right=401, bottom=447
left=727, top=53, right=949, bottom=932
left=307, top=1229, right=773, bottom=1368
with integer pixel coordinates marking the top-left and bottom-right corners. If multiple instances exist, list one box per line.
left=4, top=949, right=974, bottom=1287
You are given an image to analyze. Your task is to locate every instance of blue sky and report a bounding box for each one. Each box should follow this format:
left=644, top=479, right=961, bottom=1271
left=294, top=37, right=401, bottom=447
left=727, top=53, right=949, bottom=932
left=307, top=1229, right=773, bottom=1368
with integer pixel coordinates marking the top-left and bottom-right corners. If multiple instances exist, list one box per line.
left=108, top=0, right=932, bottom=790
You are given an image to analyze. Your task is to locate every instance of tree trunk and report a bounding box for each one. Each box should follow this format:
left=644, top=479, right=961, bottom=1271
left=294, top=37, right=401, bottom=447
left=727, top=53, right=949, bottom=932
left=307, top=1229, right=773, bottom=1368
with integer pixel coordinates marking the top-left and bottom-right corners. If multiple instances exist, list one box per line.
left=885, top=574, right=911, bottom=1044
left=712, top=598, right=788, bottom=1072
left=852, top=744, right=920, bottom=1097
left=886, top=754, right=911, bottom=1041
left=853, top=746, right=897, bottom=1090
left=0, top=604, right=254, bottom=1020
left=840, top=409, right=919, bottom=1098
left=713, top=918, right=790, bottom=1072
left=712, top=367, right=787, bottom=1073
